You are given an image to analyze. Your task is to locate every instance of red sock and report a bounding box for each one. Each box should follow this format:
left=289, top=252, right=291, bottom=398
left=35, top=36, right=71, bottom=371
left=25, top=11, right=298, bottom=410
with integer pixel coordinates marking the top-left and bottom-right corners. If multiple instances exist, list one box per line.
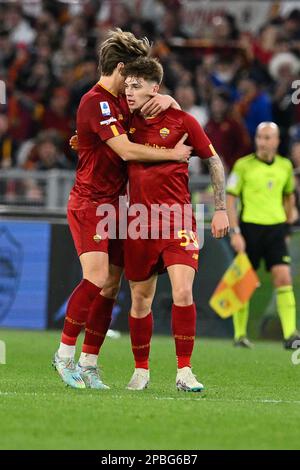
left=82, top=294, right=115, bottom=355
left=129, top=312, right=153, bottom=369
left=61, top=279, right=100, bottom=346
left=172, top=303, right=196, bottom=369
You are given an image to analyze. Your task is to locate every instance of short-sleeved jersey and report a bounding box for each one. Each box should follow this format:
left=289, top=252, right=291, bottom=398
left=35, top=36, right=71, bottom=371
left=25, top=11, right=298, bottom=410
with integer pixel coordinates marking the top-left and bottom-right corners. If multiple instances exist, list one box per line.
left=127, top=108, right=215, bottom=229
left=226, top=153, right=295, bottom=225
left=68, top=83, right=130, bottom=210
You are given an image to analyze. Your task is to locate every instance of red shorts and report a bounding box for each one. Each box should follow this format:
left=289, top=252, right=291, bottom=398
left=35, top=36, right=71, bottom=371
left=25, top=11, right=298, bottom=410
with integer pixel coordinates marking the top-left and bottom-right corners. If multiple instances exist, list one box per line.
left=124, top=231, right=199, bottom=281
left=67, top=206, right=124, bottom=267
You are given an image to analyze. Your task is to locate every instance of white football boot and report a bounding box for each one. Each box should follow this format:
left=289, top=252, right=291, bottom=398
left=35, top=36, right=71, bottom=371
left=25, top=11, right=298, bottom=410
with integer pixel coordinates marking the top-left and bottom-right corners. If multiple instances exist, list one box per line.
left=176, top=367, right=204, bottom=392
left=126, top=368, right=150, bottom=390
left=77, top=363, right=110, bottom=390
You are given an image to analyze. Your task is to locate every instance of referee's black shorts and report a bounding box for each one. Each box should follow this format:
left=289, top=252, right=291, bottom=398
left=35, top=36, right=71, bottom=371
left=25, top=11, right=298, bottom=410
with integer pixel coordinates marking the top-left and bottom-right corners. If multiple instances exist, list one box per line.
left=240, top=222, right=291, bottom=271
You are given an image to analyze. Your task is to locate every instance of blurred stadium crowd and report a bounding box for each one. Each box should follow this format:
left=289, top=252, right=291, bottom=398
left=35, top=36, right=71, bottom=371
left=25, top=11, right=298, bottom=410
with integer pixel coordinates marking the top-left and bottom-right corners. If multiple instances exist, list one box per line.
left=0, top=0, right=300, bottom=210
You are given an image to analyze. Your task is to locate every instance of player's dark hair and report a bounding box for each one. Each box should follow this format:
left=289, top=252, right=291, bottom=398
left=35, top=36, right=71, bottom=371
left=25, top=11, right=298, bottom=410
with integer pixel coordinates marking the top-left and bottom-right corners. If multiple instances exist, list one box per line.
left=122, top=57, right=163, bottom=84
left=98, top=28, right=151, bottom=76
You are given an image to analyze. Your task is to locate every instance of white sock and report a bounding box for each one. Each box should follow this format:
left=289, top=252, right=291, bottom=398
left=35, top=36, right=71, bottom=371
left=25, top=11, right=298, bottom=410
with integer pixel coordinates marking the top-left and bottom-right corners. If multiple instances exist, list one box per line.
left=58, top=343, right=75, bottom=359
left=79, top=353, right=98, bottom=367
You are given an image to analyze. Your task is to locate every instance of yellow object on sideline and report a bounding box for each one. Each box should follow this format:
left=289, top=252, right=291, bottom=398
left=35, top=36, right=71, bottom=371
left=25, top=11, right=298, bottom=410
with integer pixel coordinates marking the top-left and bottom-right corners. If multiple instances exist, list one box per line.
left=209, top=253, right=260, bottom=318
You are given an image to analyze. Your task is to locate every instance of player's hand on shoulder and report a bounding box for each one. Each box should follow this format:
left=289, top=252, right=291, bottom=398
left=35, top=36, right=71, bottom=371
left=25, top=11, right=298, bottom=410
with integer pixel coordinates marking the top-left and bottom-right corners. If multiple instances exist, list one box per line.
left=172, top=133, right=192, bottom=162
left=70, top=132, right=78, bottom=151
left=141, top=94, right=174, bottom=117
left=211, top=210, right=230, bottom=239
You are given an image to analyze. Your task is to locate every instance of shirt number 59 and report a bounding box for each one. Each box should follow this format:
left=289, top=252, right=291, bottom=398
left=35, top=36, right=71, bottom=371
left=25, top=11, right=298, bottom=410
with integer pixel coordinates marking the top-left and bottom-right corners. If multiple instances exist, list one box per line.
left=177, top=230, right=199, bottom=249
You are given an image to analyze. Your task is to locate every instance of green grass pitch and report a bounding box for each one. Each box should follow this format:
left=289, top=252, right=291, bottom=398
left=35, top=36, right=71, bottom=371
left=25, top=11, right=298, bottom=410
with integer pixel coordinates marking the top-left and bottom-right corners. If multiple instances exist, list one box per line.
left=0, top=329, right=300, bottom=450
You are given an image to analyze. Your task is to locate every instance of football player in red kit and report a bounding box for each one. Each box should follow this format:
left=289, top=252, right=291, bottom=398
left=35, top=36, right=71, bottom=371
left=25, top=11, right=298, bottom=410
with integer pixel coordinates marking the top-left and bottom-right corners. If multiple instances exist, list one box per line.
left=122, top=57, right=229, bottom=391
left=53, top=29, right=192, bottom=390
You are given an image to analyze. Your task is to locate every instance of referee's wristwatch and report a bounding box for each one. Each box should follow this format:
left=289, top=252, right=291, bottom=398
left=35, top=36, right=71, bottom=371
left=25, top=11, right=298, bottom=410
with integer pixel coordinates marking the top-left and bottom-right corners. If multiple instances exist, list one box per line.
left=231, top=226, right=241, bottom=235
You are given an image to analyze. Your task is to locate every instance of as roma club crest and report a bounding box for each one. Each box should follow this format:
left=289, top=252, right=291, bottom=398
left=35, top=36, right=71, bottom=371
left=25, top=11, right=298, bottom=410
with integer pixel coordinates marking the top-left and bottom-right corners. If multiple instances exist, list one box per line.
left=93, top=234, right=102, bottom=243
left=159, top=127, right=170, bottom=139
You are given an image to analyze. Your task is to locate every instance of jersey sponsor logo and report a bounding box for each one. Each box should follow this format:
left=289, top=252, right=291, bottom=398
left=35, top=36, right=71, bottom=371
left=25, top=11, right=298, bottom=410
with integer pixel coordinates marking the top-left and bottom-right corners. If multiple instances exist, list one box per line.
left=129, top=127, right=136, bottom=134
left=145, top=142, right=166, bottom=149
left=93, top=234, right=102, bottom=243
left=100, top=117, right=117, bottom=126
left=100, top=101, right=111, bottom=116
left=159, top=127, right=170, bottom=139
left=267, top=180, right=274, bottom=189
left=118, top=114, right=124, bottom=120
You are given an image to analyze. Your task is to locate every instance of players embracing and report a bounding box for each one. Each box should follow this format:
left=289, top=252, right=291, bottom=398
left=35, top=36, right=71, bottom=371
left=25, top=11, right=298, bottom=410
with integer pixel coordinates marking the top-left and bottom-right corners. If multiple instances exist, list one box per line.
left=53, top=29, right=191, bottom=390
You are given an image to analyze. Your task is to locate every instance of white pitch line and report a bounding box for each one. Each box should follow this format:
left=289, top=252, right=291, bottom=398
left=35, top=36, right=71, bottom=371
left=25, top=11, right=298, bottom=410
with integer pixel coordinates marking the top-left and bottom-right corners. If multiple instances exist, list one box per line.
left=0, top=391, right=300, bottom=405
left=154, top=397, right=300, bottom=405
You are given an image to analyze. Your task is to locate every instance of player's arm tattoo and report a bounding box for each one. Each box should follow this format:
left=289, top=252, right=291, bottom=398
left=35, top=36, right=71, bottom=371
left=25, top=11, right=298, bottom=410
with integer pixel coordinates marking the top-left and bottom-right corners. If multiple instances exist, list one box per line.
left=205, top=155, right=226, bottom=211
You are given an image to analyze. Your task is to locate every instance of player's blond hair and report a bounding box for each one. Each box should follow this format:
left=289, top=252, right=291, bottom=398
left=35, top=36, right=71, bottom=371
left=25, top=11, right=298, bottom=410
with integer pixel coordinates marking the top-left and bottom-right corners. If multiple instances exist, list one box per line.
left=122, top=57, right=164, bottom=84
left=99, top=28, right=151, bottom=76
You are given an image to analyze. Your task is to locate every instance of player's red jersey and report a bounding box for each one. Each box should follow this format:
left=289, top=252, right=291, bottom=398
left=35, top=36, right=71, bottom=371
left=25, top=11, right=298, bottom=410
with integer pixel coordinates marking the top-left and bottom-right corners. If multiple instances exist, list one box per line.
left=68, top=83, right=130, bottom=210
left=127, top=108, right=215, bottom=232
